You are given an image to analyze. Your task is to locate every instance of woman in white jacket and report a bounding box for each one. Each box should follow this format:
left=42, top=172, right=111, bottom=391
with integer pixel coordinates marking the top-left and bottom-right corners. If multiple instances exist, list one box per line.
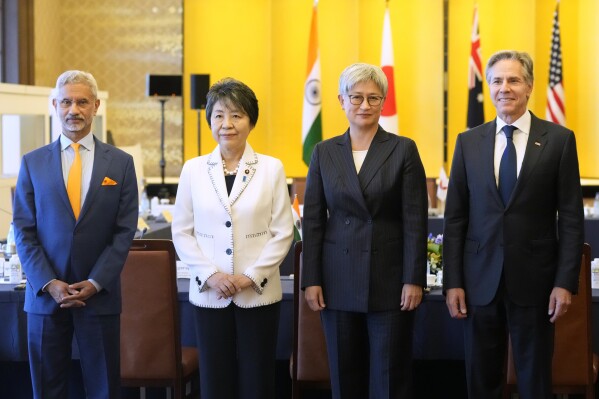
left=172, top=78, right=293, bottom=399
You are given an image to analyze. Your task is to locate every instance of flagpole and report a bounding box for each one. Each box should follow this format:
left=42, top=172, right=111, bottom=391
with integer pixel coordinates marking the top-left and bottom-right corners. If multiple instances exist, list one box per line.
left=380, top=0, right=398, bottom=134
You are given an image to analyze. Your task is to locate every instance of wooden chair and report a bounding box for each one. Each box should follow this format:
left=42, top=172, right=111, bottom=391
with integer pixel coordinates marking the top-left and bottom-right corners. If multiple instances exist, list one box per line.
left=290, top=241, right=331, bottom=398
left=504, top=243, right=596, bottom=398
left=120, top=239, right=199, bottom=398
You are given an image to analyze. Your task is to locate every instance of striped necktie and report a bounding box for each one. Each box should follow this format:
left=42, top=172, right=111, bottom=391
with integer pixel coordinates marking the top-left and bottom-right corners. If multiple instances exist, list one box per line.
left=498, top=125, right=517, bottom=206
left=67, top=143, right=82, bottom=219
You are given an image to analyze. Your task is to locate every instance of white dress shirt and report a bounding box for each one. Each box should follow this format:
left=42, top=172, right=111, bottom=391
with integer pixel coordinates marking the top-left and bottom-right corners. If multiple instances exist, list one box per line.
left=352, top=150, right=368, bottom=173
left=494, top=110, right=531, bottom=187
left=60, top=133, right=95, bottom=203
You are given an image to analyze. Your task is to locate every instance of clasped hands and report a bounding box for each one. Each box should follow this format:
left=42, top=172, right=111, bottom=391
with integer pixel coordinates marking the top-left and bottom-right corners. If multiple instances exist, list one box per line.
left=47, top=280, right=98, bottom=308
left=207, top=272, right=253, bottom=299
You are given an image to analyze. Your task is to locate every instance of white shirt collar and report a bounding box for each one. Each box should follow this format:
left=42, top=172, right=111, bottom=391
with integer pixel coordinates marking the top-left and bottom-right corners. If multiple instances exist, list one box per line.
left=60, top=133, right=95, bottom=151
left=495, top=110, right=532, bottom=135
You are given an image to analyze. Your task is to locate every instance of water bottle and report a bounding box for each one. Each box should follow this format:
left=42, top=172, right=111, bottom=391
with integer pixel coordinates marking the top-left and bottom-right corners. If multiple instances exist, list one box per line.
left=436, top=270, right=444, bottom=286
left=592, top=259, right=599, bottom=289
left=2, top=253, right=10, bottom=281
left=9, top=254, right=21, bottom=284
left=140, top=189, right=151, bottom=217
left=150, top=196, right=160, bottom=217
left=5, top=222, right=15, bottom=256
left=594, top=193, right=599, bottom=218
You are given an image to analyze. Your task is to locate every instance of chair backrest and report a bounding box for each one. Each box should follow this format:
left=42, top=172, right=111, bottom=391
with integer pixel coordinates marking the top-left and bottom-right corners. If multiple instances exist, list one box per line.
left=292, top=241, right=330, bottom=383
left=506, top=243, right=594, bottom=396
left=120, top=239, right=183, bottom=381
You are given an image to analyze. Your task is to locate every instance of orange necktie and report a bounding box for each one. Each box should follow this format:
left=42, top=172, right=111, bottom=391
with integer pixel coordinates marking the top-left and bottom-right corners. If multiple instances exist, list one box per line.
left=67, top=143, right=82, bottom=219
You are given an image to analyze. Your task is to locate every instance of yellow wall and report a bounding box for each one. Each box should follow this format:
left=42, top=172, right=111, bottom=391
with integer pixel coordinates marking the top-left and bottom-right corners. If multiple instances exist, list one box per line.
left=184, top=0, right=599, bottom=178
left=449, top=0, right=599, bottom=178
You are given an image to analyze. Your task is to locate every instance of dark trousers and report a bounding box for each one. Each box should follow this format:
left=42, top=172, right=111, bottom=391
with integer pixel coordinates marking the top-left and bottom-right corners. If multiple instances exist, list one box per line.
left=321, top=308, right=415, bottom=399
left=464, top=286, right=554, bottom=399
left=194, top=301, right=280, bottom=399
left=27, top=311, right=120, bottom=399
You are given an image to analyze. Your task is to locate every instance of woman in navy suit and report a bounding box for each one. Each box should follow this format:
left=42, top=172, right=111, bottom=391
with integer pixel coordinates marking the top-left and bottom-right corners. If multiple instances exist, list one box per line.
left=172, top=78, right=293, bottom=399
left=302, top=63, right=428, bottom=399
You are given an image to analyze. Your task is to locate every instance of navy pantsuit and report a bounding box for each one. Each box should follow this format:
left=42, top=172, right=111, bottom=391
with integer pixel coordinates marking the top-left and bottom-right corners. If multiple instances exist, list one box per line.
left=302, top=127, right=428, bottom=399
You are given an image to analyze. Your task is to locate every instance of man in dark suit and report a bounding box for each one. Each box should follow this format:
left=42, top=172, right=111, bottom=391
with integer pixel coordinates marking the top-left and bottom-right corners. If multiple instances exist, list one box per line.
left=302, top=63, right=428, bottom=399
left=13, top=70, right=138, bottom=399
left=443, top=50, right=584, bottom=399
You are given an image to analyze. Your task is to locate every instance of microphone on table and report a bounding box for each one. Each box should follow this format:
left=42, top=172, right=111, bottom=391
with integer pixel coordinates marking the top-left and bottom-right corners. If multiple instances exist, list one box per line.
left=138, top=227, right=148, bottom=239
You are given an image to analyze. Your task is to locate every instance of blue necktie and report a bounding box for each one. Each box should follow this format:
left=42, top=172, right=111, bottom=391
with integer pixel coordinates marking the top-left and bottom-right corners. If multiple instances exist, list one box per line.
left=498, top=125, right=517, bottom=206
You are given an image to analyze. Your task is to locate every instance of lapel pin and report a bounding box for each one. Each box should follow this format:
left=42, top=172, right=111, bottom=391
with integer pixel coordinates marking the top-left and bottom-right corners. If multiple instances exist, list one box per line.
left=535, top=142, right=541, bottom=146
left=243, top=176, right=247, bottom=182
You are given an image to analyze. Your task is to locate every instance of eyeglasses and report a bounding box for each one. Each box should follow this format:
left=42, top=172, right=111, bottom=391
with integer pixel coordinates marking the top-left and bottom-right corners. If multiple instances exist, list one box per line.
left=58, top=98, right=95, bottom=109
left=347, top=95, right=384, bottom=106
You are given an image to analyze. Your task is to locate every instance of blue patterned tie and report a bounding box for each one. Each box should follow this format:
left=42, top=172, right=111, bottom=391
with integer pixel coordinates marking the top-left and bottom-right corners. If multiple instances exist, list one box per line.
left=498, top=125, right=517, bottom=206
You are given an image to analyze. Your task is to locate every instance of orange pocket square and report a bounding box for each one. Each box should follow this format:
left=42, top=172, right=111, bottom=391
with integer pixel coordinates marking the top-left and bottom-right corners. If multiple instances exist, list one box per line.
left=101, top=177, right=118, bottom=186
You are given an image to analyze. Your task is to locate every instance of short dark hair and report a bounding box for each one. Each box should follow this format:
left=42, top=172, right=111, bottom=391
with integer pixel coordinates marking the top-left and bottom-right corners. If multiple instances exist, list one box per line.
left=486, top=50, right=534, bottom=86
left=205, top=78, right=259, bottom=127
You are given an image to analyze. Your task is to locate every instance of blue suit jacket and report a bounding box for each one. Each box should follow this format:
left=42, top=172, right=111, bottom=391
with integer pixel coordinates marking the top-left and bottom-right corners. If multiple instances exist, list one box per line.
left=443, top=112, right=584, bottom=306
left=13, top=136, right=138, bottom=315
left=301, top=127, right=428, bottom=312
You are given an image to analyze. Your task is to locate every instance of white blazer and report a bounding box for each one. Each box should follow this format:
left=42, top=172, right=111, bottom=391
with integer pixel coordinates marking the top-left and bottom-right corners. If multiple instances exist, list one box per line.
left=172, top=143, right=294, bottom=308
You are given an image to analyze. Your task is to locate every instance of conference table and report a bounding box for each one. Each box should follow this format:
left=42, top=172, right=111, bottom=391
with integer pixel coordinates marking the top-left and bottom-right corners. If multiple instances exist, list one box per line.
left=0, top=279, right=462, bottom=363
left=2, top=216, right=599, bottom=398
left=0, top=217, right=599, bottom=362
left=428, top=215, right=599, bottom=260
left=142, top=215, right=599, bottom=263
left=2, top=280, right=599, bottom=398
left=0, top=279, right=466, bottom=399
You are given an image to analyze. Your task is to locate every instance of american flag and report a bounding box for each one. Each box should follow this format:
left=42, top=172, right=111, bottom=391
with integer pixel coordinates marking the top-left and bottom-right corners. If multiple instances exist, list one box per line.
left=546, top=4, right=565, bottom=126
left=467, top=5, right=484, bottom=129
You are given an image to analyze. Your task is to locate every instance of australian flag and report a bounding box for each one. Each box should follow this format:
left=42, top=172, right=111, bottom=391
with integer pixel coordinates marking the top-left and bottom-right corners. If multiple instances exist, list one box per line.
left=467, top=6, right=484, bottom=129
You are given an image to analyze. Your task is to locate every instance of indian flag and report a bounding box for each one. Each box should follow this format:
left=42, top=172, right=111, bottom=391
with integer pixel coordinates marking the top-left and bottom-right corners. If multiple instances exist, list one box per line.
left=380, top=7, right=398, bottom=134
left=292, top=194, right=302, bottom=241
left=302, top=0, right=322, bottom=166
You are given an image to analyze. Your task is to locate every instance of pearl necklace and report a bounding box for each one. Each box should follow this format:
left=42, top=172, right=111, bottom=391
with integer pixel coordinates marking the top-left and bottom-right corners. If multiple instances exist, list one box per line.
left=222, top=159, right=240, bottom=176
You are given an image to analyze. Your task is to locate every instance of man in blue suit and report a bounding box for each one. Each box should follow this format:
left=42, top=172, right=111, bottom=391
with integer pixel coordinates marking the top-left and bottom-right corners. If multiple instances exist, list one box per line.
left=13, top=70, right=138, bottom=399
left=443, top=51, right=584, bottom=399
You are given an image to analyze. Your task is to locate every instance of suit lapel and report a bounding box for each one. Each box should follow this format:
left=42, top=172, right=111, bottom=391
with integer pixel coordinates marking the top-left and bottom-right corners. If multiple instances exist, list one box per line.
left=207, top=147, right=232, bottom=215
left=478, top=121, right=505, bottom=208
left=228, top=144, right=258, bottom=207
left=48, top=139, right=73, bottom=216
left=328, top=131, right=369, bottom=215
left=510, top=113, right=548, bottom=203
left=357, top=127, right=395, bottom=191
left=79, top=138, right=111, bottom=221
